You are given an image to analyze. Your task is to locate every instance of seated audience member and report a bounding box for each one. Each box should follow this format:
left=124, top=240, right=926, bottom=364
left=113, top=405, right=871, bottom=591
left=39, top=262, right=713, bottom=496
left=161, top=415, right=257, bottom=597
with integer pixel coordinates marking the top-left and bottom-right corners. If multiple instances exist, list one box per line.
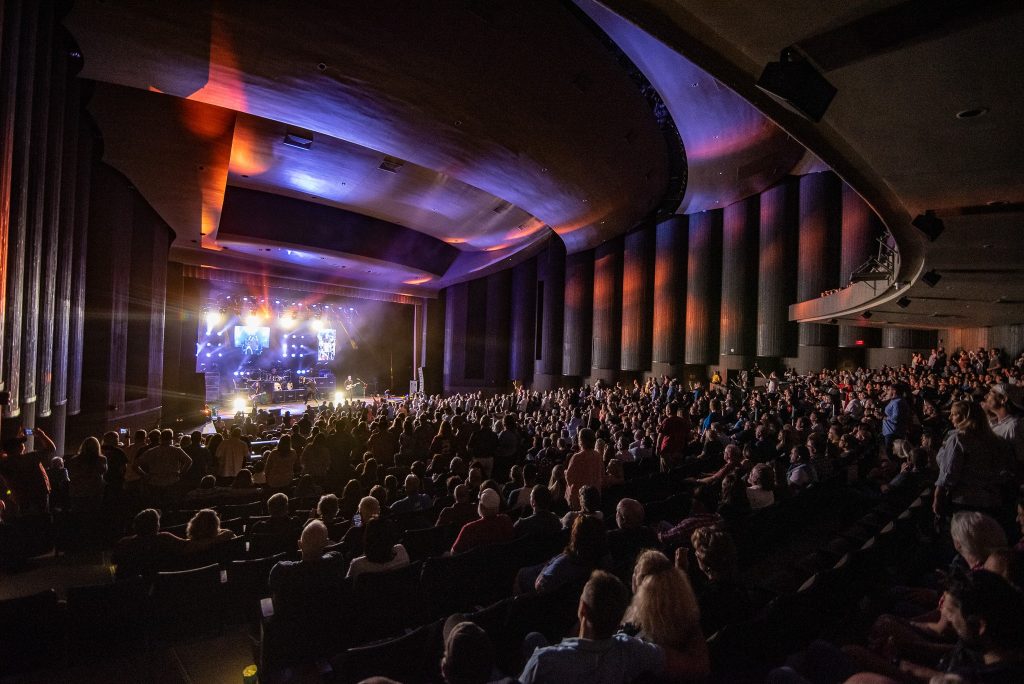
left=340, top=495, right=381, bottom=557
left=339, top=478, right=362, bottom=519
left=450, top=488, right=514, bottom=554
left=786, top=445, right=818, bottom=490
left=561, top=484, right=603, bottom=530
left=622, top=549, right=710, bottom=679
left=690, top=526, right=753, bottom=636
left=112, top=508, right=187, bottom=578
left=515, top=514, right=608, bottom=595
left=183, top=508, right=235, bottom=554
left=745, top=462, right=776, bottom=509
left=268, top=520, right=346, bottom=618
left=220, top=467, right=260, bottom=499
left=67, top=437, right=108, bottom=512
left=250, top=492, right=302, bottom=538
left=518, top=570, right=704, bottom=683
left=789, top=570, right=1024, bottom=684
left=507, top=463, right=539, bottom=511
left=514, top=484, right=563, bottom=539
left=346, top=517, right=409, bottom=579
left=440, top=617, right=510, bottom=684
left=308, top=493, right=341, bottom=526
left=657, top=485, right=722, bottom=550
left=390, top=473, right=433, bottom=514
left=294, top=473, right=322, bottom=499
left=606, top=498, right=659, bottom=577
left=183, top=474, right=221, bottom=504
left=604, top=459, right=625, bottom=488
left=716, top=473, right=752, bottom=524
left=436, top=484, right=479, bottom=529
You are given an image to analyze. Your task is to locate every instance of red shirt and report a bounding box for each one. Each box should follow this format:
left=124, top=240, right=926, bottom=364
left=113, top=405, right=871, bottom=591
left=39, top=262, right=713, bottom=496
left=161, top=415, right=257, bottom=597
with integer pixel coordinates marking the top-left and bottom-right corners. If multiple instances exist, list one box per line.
left=659, top=415, right=691, bottom=454
left=450, top=514, right=514, bottom=554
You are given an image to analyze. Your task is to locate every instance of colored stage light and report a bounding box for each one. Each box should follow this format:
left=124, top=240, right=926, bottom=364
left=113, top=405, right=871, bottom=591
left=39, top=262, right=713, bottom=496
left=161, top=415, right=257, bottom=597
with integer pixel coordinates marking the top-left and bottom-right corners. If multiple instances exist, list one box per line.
left=310, top=319, right=322, bottom=331
left=246, top=313, right=261, bottom=327
left=205, top=310, right=223, bottom=327
left=334, top=391, right=344, bottom=403
left=232, top=397, right=247, bottom=413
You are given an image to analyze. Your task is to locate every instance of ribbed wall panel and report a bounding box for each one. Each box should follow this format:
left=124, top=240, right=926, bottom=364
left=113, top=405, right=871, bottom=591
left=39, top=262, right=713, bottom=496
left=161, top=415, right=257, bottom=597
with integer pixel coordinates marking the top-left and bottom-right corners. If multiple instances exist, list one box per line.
left=484, top=269, right=511, bottom=387
left=653, top=216, right=688, bottom=365
left=621, top=226, right=654, bottom=372
left=52, top=63, right=79, bottom=408
left=442, top=283, right=467, bottom=390
left=840, top=182, right=880, bottom=284
left=592, top=237, right=623, bottom=370
left=797, top=172, right=841, bottom=348
left=536, top=238, right=565, bottom=377
left=562, top=251, right=593, bottom=377
left=882, top=327, right=915, bottom=349
left=509, top=256, right=537, bottom=385
left=685, top=210, right=723, bottom=365
left=66, top=118, right=92, bottom=415
left=3, top=2, right=38, bottom=417
left=757, top=179, right=798, bottom=357
left=720, top=196, right=759, bottom=357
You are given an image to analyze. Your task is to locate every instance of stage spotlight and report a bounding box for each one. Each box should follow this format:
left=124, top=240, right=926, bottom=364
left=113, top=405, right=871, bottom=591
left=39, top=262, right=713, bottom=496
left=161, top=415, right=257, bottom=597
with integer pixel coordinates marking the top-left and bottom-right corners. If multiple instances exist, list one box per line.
left=311, top=318, right=322, bottom=332
left=279, top=316, right=296, bottom=329
left=861, top=311, right=873, bottom=320
left=246, top=313, right=261, bottom=327
left=205, top=310, right=223, bottom=328
left=232, top=396, right=247, bottom=413
left=334, top=391, right=344, bottom=403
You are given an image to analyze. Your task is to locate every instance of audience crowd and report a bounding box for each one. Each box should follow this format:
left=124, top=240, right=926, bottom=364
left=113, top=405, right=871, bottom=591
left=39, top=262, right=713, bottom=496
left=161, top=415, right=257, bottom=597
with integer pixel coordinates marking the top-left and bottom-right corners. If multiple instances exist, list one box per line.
left=2, top=343, right=1024, bottom=683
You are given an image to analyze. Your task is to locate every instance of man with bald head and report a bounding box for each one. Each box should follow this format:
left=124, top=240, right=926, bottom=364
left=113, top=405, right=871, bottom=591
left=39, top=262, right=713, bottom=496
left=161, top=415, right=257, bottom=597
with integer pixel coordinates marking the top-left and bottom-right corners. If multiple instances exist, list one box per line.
left=268, top=519, right=346, bottom=618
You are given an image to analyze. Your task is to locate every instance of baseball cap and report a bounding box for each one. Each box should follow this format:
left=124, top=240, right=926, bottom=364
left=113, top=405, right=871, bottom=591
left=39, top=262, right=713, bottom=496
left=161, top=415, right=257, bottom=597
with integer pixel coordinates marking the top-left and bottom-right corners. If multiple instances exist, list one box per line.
left=991, top=383, right=1024, bottom=411
left=479, top=488, right=500, bottom=512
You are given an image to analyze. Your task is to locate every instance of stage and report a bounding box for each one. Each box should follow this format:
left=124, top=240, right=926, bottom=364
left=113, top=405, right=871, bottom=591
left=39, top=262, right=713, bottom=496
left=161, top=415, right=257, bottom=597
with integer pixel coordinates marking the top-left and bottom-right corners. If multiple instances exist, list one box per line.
left=201, top=396, right=401, bottom=434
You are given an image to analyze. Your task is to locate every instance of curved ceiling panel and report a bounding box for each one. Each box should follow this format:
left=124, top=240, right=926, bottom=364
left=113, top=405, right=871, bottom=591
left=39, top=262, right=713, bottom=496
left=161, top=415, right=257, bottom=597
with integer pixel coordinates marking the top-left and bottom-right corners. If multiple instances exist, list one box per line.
left=66, top=0, right=670, bottom=254
left=227, top=113, right=550, bottom=252
left=574, top=0, right=806, bottom=214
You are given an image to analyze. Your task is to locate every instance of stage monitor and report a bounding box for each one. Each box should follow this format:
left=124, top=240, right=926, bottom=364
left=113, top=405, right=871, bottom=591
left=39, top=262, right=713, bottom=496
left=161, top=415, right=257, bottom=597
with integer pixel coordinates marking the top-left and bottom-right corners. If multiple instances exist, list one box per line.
left=317, top=328, right=337, bottom=361
left=233, top=326, right=271, bottom=354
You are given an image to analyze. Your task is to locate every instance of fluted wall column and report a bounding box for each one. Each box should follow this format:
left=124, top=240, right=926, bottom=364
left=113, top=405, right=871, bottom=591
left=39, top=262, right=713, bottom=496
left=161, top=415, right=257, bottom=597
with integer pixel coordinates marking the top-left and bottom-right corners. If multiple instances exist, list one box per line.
left=423, top=294, right=445, bottom=395
left=652, top=216, right=688, bottom=374
left=483, top=270, right=511, bottom=389
left=562, top=251, right=593, bottom=379
left=442, top=283, right=467, bottom=392
left=592, top=237, right=623, bottom=374
left=796, top=172, right=841, bottom=370
left=67, top=116, right=92, bottom=416
left=621, top=226, right=654, bottom=373
left=3, top=1, right=38, bottom=420
left=509, top=256, right=536, bottom=386
left=757, top=179, right=798, bottom=359
left=0, top=0, right=26, bottom=398
left=685, top=210, right=723, bottom=366
left=720, top=196, right=759, bottom=365
left=838, top=182, right=881, bottom=348
left=534, top=238, right=565, bottom=386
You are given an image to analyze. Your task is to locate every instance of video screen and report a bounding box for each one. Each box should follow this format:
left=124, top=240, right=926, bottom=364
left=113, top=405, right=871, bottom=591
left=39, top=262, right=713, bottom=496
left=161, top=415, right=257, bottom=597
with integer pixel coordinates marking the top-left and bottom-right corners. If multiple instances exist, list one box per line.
left=234, top=326, right=271, bottom=354
left=317, top=329, right=337, bottom=361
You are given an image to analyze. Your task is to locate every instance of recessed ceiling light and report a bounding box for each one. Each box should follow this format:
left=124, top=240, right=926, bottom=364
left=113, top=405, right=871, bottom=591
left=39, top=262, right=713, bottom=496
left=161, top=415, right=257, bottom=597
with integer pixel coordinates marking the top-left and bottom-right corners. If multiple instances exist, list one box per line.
left=956, top=107, right=988, bottom=119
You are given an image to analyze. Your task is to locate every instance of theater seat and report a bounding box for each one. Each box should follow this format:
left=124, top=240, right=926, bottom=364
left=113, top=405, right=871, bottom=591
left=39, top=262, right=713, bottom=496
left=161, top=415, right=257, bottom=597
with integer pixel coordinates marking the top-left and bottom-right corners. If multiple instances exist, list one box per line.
left=351, top=561, right=424, bottom=640
left=227, top=552, right=287, bottom=624
left=65, top=578, right=150, bottom=663
left=150, top=563, right=225, bottom=638
left=329, top=618, right=442, bottom=684
left=0, top=589, right=64, bottom=676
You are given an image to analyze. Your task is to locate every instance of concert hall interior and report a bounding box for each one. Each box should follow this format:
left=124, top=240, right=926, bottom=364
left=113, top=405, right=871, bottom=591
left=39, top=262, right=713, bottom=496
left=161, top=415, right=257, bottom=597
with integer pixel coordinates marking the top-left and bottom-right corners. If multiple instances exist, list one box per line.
left=1, top=1, right=1024, bottom=683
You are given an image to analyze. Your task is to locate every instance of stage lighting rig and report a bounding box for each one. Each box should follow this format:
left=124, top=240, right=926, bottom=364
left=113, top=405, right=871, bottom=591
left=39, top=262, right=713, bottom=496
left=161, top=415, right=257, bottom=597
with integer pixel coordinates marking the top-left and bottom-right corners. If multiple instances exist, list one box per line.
left=232, top=396, right=247, bottom=413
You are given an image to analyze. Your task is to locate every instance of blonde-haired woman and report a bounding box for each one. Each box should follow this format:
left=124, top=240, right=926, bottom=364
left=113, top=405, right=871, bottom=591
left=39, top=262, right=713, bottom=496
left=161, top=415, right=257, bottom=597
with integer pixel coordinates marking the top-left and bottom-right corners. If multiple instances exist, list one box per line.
left=624, top=549, right=710, bottom=680
left=933, top=400, right=1008, bottom=517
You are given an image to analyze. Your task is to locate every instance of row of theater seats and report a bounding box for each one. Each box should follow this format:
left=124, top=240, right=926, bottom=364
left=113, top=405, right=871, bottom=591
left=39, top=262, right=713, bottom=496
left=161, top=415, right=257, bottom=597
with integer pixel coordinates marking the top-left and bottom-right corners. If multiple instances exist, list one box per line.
left=706, top=485, right=935, bottom=683
left=263, top=472, right=927, bottom=682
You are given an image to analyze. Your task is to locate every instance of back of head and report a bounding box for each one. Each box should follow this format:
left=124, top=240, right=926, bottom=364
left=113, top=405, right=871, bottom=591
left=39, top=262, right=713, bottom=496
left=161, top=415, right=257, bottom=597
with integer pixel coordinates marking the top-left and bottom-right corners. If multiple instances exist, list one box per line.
left=579, top=485, right=601, bottom=514
left=318, top=494, right=339, bottom=519
left=616, top=498, right=644, bottom=529
left=442, top=619, right=495, bottom=684
left=579, top=428, right=597, bottom=450
left=950, top=510, right=1007, bottom=563
left=362, top=518, right=395, bottom=563
left=691, top=527, right=738, bottom=581
left=300, top=519, right=329, bottom=560
left=478, top=488, right=500, bottom=517
left=359, top=495, right=381, bottom=522
left=530, top=483, right=551, bottom=511
left=267, top=492, right=290, bottom=517
left=133, top=508, right=161, bottom=536
left=187, top=509, right=221, bottom=541
left=568, top=514, right=608, bottom=567
left=626, top=558, right=701, bottom=649
left=161, top=428, right=174, bottom=445
left=581, top=570, right=630, bottom=639
left=404, top=473, right=420, bottom=496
